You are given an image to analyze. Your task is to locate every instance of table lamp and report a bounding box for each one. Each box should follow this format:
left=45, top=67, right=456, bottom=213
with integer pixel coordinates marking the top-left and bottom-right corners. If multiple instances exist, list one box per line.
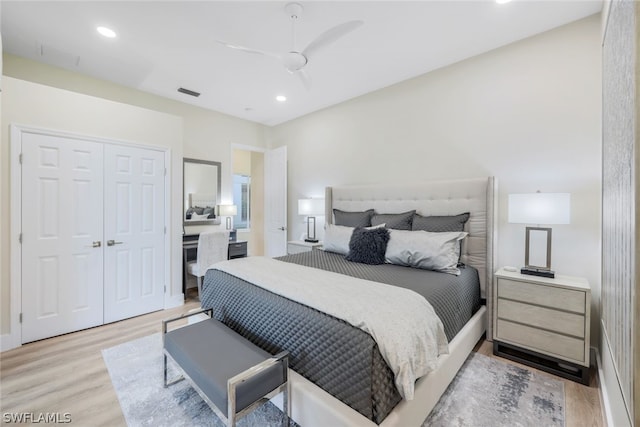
left=217, top=204, right=238, bottom=230
left=508, top=192, right=570, bottom=278
left=298, top=198, right=324, bottom=243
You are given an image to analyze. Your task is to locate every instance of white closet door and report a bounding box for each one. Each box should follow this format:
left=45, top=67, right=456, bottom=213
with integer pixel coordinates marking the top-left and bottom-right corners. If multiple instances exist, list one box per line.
left=21, top=133, right=104, bottom=343
left=103, top=144, right=165, bottom=323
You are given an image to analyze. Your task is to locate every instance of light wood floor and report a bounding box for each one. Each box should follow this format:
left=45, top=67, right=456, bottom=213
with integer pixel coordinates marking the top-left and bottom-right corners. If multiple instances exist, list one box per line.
left=1, top=293, right=604, bottom=427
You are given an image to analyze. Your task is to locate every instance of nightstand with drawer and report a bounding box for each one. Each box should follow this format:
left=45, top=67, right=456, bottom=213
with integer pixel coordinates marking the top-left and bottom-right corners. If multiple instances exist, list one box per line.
left=228, top=240, right=248, bottom=259
left=287, top=240, right=323, bottom=255
left=493, top=268, right=591, bottom=384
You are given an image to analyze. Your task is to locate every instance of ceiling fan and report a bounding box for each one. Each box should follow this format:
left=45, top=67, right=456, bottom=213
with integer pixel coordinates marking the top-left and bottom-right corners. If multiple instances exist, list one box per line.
left=217, top=2, right=363, bottom=90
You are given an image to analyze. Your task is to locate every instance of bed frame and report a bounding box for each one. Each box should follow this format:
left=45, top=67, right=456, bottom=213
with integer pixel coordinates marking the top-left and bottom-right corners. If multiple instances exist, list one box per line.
left=272, top=177, right=497, bottom=427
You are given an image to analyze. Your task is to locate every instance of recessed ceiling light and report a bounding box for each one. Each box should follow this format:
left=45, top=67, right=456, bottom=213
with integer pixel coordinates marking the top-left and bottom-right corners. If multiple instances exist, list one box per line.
left=495, top=0, right=512, bottom=3
left=276, top=95, right=287, bottom=102
left=97, top=26, right=117, bottom=38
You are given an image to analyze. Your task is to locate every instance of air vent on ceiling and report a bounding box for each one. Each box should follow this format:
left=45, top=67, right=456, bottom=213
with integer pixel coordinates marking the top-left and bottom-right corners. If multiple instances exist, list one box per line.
left=177, top=87, right=201, bottom=97
left=38, top=43, right=80, bottom=68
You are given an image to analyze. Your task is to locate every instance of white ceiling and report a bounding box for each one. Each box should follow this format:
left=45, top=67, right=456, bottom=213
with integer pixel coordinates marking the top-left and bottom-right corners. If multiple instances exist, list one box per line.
left=1, top=1, right=601, bottom=126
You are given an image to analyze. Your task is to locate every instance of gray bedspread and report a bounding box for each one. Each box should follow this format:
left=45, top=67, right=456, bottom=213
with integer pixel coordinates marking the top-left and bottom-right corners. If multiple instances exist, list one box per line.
left=200, top=250, right=481, bottom=424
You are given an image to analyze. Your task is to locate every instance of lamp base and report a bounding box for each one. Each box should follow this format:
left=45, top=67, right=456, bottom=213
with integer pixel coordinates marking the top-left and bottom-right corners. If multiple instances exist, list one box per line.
left=521, top=267, right=555, bottom=279
left=304, top=238, right=319, bottom=243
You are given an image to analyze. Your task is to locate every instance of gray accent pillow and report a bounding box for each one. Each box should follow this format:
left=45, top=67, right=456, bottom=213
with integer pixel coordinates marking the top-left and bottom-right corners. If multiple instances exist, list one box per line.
left=371, top=210, right=416, bottom=230
left=333, top=209, right=374, bottom=227
left=346, top=227, right=390, bottom=265
left=412, top=212, right=470, bottom=232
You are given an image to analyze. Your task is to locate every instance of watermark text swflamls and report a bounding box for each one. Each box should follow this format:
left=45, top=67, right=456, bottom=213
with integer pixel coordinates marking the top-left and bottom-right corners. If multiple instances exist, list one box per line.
left=2, top=412, right=72, bottom=424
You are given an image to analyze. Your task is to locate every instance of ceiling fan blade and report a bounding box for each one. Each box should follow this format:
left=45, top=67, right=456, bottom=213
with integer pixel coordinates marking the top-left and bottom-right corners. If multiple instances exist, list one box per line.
left=297, top=69, right=312, bottom=91
left=216, top=40, right=281, bottom=60
left=302, top=20, right=363, bottom=58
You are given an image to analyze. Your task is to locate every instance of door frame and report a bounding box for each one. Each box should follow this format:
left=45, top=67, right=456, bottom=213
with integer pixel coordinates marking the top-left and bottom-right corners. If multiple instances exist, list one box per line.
left=230, top=144, right=288, bottom=257
left=229, top=143, right=266, bottom=248
left=7, top=124, right=172, bottom=350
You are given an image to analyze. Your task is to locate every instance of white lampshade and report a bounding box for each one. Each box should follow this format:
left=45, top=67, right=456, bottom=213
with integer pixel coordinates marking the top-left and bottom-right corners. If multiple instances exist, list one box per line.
left=218, top=204, right=237, bottom=216
left=298, top=198, right=324, bottom=216
left=508, top=193, right=570, bottom=225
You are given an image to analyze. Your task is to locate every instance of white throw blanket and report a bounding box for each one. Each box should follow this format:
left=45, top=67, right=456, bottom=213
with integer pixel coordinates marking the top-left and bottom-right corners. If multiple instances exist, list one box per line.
left=210, top=256, right=449, bottom=400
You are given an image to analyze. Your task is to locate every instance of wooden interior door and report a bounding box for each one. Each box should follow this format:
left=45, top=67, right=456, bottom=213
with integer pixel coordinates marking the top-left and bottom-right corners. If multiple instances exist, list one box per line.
left=21, top=132, right=104, bottom=343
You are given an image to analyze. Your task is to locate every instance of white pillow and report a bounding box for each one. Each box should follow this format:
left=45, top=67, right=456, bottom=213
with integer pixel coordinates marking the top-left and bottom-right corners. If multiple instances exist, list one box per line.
left=323, top=224, right=355, bottom=255
left=323, top=223, right=386, bottom=256
left=385, top=229, right=468, bottom=275
left=189, top=213, right=210, bottom=220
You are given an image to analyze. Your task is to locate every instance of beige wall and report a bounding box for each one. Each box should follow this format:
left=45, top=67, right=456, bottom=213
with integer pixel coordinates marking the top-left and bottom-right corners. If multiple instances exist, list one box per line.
left=268, top=16, right=602, bottom=338
left=232, top=148, right=265, bottom=256
left=233, top=149, right=252, bottom=175
left=0, top=77, right=183, bottom=339
left=249, top=151, right=265, bottom=256
left=2, top=54, right=268, bottom=203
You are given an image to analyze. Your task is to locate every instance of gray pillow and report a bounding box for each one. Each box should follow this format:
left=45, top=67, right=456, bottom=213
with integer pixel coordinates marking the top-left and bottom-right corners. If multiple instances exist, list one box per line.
left=203, top=207, right=215, bottom=218
left=333, top=209, right=374, bottom=227
left=346, top=227, right=390, bottom=265
left=412, top=212, right=470, bottom=232
left=371, top=210, right=416, bottom=230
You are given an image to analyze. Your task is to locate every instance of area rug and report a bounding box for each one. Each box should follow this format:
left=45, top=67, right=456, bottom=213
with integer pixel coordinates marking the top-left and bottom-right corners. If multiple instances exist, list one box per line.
left=102, top=334, right=565, bottom=427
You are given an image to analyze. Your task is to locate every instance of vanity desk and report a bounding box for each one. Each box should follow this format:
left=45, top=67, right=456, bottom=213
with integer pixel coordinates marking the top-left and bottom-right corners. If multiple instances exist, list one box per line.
left=182, top=231, right=248, bottom=298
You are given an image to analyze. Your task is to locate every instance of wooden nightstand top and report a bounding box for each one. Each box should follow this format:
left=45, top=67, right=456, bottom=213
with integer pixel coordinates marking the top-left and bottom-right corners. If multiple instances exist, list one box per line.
left=495, top=268, right=590, bottom=291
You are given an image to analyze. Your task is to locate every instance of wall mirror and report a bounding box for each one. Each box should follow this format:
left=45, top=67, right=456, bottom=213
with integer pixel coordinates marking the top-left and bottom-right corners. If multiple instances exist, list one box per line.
left=183, top=158, right=222, bottom=226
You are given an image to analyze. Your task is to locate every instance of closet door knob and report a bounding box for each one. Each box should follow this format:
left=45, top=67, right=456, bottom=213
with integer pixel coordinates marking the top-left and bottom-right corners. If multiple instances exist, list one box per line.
left=107, top=240, right=123, bottom=246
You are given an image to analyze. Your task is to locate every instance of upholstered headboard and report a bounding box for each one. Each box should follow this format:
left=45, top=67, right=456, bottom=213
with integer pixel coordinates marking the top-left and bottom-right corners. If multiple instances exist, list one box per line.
left=188, top=193, right=216, bottom=209
left=325, top=177, right=497, bottom=305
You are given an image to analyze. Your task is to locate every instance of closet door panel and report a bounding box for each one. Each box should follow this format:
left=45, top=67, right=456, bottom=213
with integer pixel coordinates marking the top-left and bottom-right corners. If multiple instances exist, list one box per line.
left=103, top=145, right=165, bottom=323
left=21, top=133, right=104, bottom=343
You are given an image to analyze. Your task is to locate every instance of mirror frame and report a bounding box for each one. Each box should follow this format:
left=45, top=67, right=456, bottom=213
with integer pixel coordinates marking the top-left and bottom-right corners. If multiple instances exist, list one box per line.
left=183, top=158, right=222, bottom=226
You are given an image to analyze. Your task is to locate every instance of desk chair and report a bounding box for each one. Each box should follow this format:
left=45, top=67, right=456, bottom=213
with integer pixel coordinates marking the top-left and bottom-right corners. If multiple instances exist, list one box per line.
left=187, top=230, right=230, bottom=301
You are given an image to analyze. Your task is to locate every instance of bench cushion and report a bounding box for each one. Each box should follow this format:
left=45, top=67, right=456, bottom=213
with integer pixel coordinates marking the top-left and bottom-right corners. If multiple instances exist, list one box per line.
left=164, top=318, right=286, bottom=416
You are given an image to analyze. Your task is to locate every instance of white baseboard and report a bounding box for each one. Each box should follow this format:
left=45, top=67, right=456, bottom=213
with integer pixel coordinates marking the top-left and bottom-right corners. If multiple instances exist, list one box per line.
left=1, top=332, right=20, bottom=352
left=598, top=322, right=632, bottom=427
left=164, top=293, right=185, bottom=310
left=2, top=294, right=185, bottom=354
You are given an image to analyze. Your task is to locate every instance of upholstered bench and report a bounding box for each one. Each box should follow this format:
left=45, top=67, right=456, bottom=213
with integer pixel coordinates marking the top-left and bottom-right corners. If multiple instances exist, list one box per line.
left=162, top=309, right=290, bottom=427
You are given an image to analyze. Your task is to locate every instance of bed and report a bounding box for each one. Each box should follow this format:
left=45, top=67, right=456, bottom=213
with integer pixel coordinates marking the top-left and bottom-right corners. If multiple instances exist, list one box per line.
left=200, top=177, right=497, bottom=426
left=184, top=193, right=217, bottom=221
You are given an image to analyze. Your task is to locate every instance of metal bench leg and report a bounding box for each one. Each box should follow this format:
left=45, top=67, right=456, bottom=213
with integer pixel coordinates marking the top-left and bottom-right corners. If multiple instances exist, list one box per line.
left=163, top=352, right=185, bottom=387
left=163, top=354, right=168, bottom=388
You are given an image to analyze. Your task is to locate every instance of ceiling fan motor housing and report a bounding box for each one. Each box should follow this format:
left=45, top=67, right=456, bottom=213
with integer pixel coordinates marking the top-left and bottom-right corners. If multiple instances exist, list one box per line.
left=284, top=51, right=308, bottom=72
left=285, top=2, right=303, bottom=19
